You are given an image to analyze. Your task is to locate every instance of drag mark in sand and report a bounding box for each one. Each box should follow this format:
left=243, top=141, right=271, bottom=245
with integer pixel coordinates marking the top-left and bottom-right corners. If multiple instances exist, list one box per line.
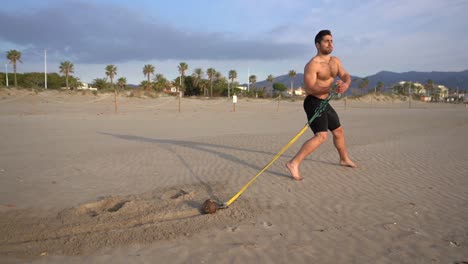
left=0, top=183, right=256, bottom=258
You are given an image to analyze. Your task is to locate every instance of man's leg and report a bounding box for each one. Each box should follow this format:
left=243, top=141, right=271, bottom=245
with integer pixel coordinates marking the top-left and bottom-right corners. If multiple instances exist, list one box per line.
left=286, top=132, right=328, bottom=180
left=331, top=126, right=357, bottom=168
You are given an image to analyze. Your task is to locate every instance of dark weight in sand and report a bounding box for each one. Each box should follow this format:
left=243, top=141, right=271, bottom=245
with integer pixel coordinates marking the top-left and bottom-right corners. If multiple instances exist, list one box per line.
left=202, top=199, right=218, bottom=214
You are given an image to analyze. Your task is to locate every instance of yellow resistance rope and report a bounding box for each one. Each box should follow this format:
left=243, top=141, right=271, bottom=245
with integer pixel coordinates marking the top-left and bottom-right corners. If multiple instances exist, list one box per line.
left=222, top=90, right=336, bottom=208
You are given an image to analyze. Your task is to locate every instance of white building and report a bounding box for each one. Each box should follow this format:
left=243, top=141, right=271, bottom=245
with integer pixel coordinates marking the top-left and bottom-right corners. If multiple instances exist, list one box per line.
left=77, top=82, right=97, bottom=91
left=398, top=81, right=448, bottom=99
left=287, top=86, right=306, bottom=96
left=399, top=81, right=425, bottom=95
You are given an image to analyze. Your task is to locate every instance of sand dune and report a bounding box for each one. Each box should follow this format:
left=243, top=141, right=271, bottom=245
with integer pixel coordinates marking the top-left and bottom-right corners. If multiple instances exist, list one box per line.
left=1, top=89, right=467, bottom=263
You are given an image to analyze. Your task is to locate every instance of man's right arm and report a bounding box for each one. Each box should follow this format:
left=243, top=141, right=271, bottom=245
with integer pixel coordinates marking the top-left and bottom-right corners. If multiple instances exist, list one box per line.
left=303, top=62, right=317, bottom=94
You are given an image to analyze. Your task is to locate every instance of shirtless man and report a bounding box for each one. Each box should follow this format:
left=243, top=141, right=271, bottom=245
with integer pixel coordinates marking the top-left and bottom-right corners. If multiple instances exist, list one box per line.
left=286, top=30, right=357, bottom=181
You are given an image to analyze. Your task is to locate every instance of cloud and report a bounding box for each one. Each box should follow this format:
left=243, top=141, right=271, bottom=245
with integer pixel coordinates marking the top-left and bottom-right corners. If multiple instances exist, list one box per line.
left=2, top=0, right=466, bottom=81
left=284, top=0, right=468, bottom=75
left=0, top=1, right=309, bottom=64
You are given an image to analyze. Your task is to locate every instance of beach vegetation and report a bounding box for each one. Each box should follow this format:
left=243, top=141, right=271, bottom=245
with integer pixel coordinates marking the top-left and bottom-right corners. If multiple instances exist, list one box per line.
left=213, top=76, right=228, bottom=97
left=182, top=76, right=201, bottom=96
left=359, top=77, right=369, bottom=95
left=0, top=72, right=78, bottom=90
left=117, top=77, right=127, bottom=90
left=153, top=74, right=169, bottom=92
left=92, top=78, right=109, bottom=90
left=140, top=80, right=154, bottom=91
left=273, top=82, right=287, bottom=94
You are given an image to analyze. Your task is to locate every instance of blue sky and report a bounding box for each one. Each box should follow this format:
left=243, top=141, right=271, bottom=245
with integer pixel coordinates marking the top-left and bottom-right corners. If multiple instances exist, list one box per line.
left=1, top=0, right=467, bottom=84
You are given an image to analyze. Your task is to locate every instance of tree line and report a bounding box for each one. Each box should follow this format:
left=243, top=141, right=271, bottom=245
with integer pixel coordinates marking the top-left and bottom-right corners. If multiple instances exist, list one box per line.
left=3, top=49, right=301, bottom=98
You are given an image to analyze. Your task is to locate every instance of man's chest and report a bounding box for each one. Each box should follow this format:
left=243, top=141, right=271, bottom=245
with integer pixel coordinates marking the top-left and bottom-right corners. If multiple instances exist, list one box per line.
left=317, top=62, right=339, bottom=80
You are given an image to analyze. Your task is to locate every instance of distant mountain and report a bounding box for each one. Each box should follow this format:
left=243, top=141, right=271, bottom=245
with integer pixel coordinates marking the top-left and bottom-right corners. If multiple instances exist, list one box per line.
left=127, top=84, right=139, bottom=89
left=249, top=70, right=468, bottom=94
left=360, top=70, right=468, bottom=92
left=246, top=73, right=359, bottom=95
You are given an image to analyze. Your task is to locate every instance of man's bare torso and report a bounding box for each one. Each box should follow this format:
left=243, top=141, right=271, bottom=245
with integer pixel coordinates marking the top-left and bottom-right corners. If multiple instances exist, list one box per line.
left=304, top=56, right=339, bottom=98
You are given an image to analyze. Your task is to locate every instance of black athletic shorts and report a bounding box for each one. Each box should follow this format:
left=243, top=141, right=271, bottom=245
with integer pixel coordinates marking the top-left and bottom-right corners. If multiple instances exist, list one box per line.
left=303, top=95, right=341, bottom=134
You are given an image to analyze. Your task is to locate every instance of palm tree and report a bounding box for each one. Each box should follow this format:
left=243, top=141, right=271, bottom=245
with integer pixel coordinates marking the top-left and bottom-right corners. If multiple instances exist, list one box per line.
left=143, top=64, right=155, bottom=82
left=105, top=65, right=117, bottom=89
left=117, top=77, right=127, bottom=90
left=288, top=70, right=296, bottom=96
left=105, top=65, right=118, bottom=113
left=153, top=73, right=167, bottom=92
left=178, top=62, right=188, bottom=92
left=192, top=68, right=204, bottom=90
left=59, top=61, right=74, bottom=89
left=359, top=77, right=369, bottom=95
left=228, top=70, right=237, bottom=98
left=249, top=75, right=257, bottom=91
left=267, top=74, right=274, bottom=95
left=206, top=68, right=216, bottom=97
left=267, top=74, right=274, bottom=86
left=6, top=50, right=22, bottom=87
left=154, top=73, right=166, bottom=82
left=93, top=78, right=108, bottom=90
left=215, top=72, right=224, bottom=96
left=215, top=72, right=223, bottom=81
left=376, top=81, right=384, bottom=94
left=140, top=80, right=153, bottom=91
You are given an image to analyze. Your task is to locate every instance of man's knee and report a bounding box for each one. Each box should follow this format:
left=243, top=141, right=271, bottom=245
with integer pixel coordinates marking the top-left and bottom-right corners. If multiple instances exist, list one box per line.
left=332, top=127, right=345, bottom=140
left=332, top=126, right=344, bottom=138
left=314, top=132, right=328, bottom=143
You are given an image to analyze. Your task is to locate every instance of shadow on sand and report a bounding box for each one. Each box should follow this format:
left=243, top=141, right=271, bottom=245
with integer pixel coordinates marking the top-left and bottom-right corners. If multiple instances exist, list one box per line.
left=98, top=132, right=294, bottom=201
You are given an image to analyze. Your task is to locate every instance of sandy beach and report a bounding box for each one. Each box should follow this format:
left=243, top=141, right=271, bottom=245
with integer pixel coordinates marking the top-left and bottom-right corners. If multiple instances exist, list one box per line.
left=1, top=89, right=467, bottom=263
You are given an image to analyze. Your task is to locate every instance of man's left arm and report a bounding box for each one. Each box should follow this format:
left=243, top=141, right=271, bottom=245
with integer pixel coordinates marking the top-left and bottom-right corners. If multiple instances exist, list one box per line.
left=336, top=58, right=351, bottom=94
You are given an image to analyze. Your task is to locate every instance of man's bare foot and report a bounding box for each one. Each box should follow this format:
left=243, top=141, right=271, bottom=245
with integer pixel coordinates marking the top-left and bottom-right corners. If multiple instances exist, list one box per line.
left=340, top=159, right=358, bottom=168
left=286, top=162, right=303, bottom=181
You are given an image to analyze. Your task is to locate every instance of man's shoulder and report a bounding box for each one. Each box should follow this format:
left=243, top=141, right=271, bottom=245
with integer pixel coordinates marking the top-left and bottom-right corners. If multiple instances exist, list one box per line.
left=309, top=56, right=321, bottom=63
left=308, top=55, right=341, bottom=64
left=306, top=56, right=319, bottom=65
left=330, top=56, right=342, bottom=64
left=305, top=56, right=321, bottom=71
